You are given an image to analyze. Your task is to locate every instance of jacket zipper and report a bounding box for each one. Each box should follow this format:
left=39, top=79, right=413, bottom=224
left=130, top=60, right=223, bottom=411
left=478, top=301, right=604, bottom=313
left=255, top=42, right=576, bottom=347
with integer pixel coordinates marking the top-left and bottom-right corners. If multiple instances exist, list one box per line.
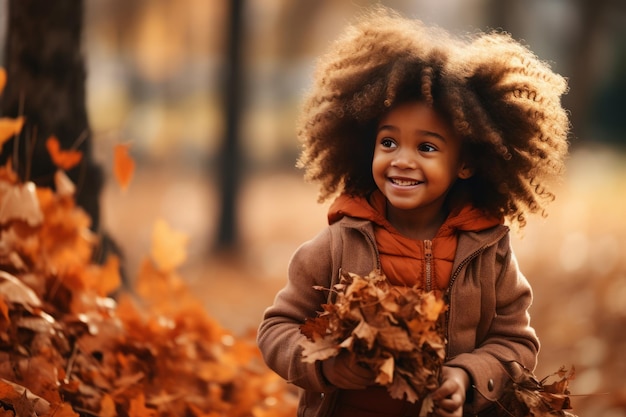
left=424, top=239, right=433, bottom=291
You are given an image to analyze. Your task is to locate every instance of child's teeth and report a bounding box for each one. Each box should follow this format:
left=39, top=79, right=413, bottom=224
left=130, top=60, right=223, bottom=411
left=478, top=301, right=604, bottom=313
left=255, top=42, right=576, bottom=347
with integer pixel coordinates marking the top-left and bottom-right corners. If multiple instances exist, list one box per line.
left=393, top=179, right=418, bottom=186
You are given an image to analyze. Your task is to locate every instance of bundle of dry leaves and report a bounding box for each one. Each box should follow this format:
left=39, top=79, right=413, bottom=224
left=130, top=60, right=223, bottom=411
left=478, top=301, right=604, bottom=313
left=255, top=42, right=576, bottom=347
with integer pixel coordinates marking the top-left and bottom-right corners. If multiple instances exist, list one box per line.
left=300, top=270, right=447, bottom=408
left=299, top=270, right=579, bottom=417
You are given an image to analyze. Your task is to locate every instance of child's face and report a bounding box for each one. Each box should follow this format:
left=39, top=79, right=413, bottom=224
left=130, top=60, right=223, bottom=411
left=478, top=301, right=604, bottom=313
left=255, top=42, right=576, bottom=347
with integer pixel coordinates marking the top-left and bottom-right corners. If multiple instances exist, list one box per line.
left=372, top=100, right=472, bottom=216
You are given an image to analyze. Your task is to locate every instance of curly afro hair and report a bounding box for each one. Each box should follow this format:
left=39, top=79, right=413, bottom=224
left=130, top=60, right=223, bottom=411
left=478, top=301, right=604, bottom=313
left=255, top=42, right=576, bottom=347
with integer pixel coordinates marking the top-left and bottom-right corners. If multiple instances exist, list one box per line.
left=296, top=7, right=570, bottom=227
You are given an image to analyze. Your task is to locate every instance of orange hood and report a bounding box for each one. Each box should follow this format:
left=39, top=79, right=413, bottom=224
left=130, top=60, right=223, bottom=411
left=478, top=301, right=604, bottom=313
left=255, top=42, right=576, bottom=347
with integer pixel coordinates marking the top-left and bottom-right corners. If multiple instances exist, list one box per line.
left=328, top=191, right=501, bottom=289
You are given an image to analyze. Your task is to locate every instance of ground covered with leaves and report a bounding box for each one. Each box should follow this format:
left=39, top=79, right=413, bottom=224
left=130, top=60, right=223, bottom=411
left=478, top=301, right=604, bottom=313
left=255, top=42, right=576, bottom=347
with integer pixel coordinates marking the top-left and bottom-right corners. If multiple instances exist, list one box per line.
left=0, top=63, right=299, bottom=417
left=0, top=157, right=299, bottom=417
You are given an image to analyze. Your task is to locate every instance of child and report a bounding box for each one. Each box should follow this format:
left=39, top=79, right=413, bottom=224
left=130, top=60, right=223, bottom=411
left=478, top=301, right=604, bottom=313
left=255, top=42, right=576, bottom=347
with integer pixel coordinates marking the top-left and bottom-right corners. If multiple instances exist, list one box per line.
left=257, top=6, right=569, bottom=417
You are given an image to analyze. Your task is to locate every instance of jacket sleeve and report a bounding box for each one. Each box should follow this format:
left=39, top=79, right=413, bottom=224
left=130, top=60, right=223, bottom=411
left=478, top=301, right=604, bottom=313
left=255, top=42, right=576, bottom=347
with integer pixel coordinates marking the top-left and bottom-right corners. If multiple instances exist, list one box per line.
left=256, top=227, right=337, bottom=392
left=446, top=234, right=540, bottom=413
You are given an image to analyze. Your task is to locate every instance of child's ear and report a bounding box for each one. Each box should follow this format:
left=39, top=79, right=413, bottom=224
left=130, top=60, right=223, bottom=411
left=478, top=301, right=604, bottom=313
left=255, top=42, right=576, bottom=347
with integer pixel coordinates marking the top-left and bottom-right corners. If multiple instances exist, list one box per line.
left=457, top=163, right=474, bottom=179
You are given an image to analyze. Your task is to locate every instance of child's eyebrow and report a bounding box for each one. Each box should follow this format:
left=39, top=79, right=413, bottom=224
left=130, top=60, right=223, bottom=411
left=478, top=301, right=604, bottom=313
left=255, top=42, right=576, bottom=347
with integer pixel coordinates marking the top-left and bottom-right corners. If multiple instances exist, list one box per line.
left=377, top=124, right=399, bottom=133
left=377, top=125, right=447, bottom=142
left=420, top=130, right=447, bottom=142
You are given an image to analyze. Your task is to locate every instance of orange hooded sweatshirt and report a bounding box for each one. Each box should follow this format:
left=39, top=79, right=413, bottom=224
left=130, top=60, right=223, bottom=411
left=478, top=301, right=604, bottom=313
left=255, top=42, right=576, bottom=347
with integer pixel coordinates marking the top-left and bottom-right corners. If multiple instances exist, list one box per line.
left=328, top=190, right=501, bottom=291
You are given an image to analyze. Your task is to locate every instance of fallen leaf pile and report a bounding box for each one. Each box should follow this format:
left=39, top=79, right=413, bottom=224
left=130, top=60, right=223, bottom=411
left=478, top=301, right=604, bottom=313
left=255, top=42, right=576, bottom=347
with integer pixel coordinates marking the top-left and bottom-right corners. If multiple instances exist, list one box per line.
left=0, top=160, right=299, bottom=417
left=299, top=270, right=447, bottom=406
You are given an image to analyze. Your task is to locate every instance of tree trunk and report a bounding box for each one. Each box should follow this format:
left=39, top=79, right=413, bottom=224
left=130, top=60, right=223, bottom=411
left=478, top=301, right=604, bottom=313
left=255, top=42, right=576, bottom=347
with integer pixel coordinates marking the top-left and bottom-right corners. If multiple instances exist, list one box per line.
left=0, top=0, right=112, bottom=263
left=215, top=0, right=244, bottom=251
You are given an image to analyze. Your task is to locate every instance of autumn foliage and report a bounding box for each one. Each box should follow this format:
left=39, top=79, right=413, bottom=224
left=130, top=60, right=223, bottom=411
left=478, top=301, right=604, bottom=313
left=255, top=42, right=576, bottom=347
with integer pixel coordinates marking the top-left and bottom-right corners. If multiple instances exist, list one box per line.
left=0, top=66, right=298, bottom=416
left=0, top=157, right=299, bottom=417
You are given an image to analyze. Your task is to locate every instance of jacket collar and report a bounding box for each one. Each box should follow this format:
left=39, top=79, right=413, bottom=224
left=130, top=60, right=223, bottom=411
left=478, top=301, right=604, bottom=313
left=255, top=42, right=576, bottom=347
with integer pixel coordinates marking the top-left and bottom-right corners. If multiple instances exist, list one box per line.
left=333, top=216, right=509, bottom=272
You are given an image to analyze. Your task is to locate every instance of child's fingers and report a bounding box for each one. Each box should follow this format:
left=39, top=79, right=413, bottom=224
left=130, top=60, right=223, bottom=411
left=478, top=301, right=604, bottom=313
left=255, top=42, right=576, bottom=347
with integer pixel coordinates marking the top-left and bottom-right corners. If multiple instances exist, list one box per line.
left=436, top=393, right=463, bottom=411
left=433, top=394, right=464, bottom=417
left=431, top=379, right=455, bottom=401
left=433, top=405, right=463, bottom=417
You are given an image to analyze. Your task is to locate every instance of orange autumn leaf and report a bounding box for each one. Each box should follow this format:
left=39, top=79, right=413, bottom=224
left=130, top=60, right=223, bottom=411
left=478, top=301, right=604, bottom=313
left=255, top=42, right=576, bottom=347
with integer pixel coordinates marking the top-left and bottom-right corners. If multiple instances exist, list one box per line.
left=99, top=394, right=117, bottom=417
left=150, top=218, right=188, bottom=272
left=129, top=393, right=157, bottom=417
left=46, top=135, right=83, bottom=171
left=0, top=67, right=6, bottom=94
left=0, top=298, right=8, bottom=321
left=47, top=402, right=80, bottom=417
left=0, top=116, right=25, bottom=148
left=113, top=143, right=135, bottom=191
left=188, top=403, right=222, bottom=417
left=134, top=257, right=195, bottom=313
left=84, top=255, right=122, bottom=296
left=0, top=379, right=18, bottom=401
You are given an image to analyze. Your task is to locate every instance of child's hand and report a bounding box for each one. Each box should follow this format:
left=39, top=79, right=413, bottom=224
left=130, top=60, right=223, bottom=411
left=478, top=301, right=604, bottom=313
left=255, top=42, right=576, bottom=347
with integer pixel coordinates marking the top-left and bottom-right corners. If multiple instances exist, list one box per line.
left=321, top=350, right=377, bottom=389
left=431, top=366, right=470, bottom=417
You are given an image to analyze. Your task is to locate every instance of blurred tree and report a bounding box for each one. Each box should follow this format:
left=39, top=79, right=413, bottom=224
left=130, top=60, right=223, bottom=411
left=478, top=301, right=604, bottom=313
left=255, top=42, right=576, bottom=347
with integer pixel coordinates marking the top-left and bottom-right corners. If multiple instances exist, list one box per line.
left=216, top=0, right=244, bottom=251
left=562, top=0, right=610, bottom=145
left=485, top=0, right=522, bottom=34
left=0, top=0, right=118, bottom=265
left=486, top=0, right=626, bottom=146
left=590, top=38, right=626, bottom=145
left=569, top=0, right=626, bottom=146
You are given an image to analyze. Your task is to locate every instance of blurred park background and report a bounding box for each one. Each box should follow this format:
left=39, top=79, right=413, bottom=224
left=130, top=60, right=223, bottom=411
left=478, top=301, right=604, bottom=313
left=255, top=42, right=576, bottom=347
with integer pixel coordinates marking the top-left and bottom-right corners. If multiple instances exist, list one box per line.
left=1, top=0, right=625, bottom=416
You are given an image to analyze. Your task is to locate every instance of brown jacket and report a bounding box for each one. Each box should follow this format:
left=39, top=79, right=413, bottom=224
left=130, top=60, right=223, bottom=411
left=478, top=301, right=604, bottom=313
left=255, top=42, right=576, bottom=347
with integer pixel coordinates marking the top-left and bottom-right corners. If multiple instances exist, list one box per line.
left=257, top=216, right=539, bottom=416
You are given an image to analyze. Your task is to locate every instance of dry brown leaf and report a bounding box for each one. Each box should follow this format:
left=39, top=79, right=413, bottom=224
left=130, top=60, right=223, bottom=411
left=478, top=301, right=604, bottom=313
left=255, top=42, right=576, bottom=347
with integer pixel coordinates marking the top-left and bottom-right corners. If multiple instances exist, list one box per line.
left=54, top=169, right=76, bottom=197
left=300, top=332, right=340, bottom=363
left=0, top=270, right=42, bottom=310
left=0, top=180, right=43, bottom=227
left=0, top=378, right=50, bottom=416
left=494, top=361, right=578, bottom=417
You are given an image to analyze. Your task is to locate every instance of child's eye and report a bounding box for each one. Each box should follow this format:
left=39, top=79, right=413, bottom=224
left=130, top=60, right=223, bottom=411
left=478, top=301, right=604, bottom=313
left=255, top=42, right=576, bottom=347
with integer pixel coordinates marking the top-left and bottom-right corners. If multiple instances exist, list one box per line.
left=380, top=138, right=396, bottom=148
left=419, top=143, right=437, bottom=152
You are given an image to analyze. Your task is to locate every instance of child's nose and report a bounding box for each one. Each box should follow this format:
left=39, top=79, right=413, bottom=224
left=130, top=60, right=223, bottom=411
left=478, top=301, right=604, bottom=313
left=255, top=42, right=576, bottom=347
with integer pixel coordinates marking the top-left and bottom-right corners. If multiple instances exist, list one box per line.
left=391, top=149, right=417, bottom=169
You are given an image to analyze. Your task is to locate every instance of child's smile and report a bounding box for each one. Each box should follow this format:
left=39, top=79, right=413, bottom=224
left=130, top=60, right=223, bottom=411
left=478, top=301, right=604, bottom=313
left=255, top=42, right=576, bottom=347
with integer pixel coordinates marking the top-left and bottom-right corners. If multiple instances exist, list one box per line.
left=372, top=100, right=472, bottom=232
left=389, top=177, right=423, bottom=187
